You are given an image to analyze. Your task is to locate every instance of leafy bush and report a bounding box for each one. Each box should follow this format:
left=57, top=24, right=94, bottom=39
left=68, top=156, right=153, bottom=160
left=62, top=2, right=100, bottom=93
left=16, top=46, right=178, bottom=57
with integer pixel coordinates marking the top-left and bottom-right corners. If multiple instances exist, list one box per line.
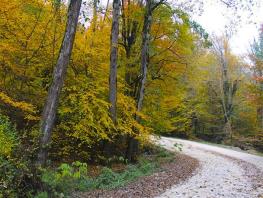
left=0, top=114, right=17, bottom=157
left=0, top=115, right=33, bottom=197
left=34, top=191, right=49, bottom=198
left=38, top=158, right=158, bottom=196
left=40, top=161, right=91, bottom=196
left=38, top=146, right=175, bottom=196
left=0, top=151, right=37, bottom=197
left=93, top=159, right=157, bottom=189
left=0, top=157, right=17, bottom=197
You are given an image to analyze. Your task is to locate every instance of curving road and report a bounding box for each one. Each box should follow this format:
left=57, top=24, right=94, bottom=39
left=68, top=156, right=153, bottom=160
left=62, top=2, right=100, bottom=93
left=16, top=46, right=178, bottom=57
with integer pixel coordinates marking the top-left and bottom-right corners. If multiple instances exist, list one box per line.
left=154, top=136, right=263, bottom=198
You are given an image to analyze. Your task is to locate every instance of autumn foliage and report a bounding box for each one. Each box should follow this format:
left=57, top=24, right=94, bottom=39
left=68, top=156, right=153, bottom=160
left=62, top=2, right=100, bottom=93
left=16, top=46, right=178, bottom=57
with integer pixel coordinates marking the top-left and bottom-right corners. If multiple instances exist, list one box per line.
left=0, top=0, right=262, bottom=196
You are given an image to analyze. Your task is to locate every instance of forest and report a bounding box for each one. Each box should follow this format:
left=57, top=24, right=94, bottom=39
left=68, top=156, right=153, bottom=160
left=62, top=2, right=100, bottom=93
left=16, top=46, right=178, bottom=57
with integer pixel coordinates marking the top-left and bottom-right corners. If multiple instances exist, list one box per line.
left=0, top=0, right=262, bottom=197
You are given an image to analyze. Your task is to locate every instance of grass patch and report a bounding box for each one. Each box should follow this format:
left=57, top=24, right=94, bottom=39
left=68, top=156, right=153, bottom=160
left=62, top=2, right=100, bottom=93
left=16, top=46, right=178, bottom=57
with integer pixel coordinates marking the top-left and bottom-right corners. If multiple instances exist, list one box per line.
left=92, top=159, right=157, bottom=190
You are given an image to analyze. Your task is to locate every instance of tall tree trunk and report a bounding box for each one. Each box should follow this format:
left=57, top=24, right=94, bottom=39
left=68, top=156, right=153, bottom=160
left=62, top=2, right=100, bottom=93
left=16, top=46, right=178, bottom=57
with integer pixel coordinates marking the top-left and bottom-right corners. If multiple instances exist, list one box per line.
left=121, top=0, right=141, bottom=162
left=126, top=0, right=156, bottom=162
left=258, top=72, right=263, bottom=129
left=51, top=0, right=61, bottom=69
left=224, top=118, right=232, bottom=141
left=125, top=135, right=137, bottom=162
left=109, top=0, right=121, bottom=124
left=218, top=42, right=237, bottom=142
left=259, top=107, right=263, bottom=130
left=136, top=0, right=153, bottom=114
left=121, top=0, right=139, bottom=97
left=37, top=0, right=82, bottom=166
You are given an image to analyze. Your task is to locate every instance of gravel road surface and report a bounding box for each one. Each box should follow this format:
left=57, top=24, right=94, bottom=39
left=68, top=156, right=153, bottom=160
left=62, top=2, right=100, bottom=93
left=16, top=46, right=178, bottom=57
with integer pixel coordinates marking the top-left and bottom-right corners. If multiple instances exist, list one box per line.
left=155, top=137, right=263, bottom=198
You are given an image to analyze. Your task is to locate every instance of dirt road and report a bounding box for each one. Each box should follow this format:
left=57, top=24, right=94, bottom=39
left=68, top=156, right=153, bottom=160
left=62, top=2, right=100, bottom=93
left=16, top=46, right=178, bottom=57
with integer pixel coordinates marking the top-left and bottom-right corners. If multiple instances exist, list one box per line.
left=155, top=137, right=263, bottom=198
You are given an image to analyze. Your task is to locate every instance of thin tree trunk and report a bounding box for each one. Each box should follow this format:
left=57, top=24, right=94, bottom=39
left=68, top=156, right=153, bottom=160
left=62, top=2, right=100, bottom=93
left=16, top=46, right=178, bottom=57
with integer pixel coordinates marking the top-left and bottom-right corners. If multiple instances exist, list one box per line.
left=223, top=118, right=232, bottom=141
left=259, top=78, right=263, bottom=129
left=260, top=107, right=263, bottom=130
left=37, top=0, right=82, bottom=166
left=222, top=66, right=235, bottom=141
left=121, top=0, right=139, bottom=96
left=121, top=0, right=140, bottom=161
left=261, top=75, right=263, bottom=129
left=126, top=0, right=154, bottom=162
left=136, top=0, right=165, bottom=112
left=136, top=0, right=153, bottom=115
left=215, top=39, right=238, bottom=142
left=257, top=104, right=263, bottom=130
left=103, top=0, right=110, bottom=22
left=92, top=0, right=98, bottom=33
left=109, top=0, right=121, bottom=124
left=125, top=136, right=134, bottom=162
left=51, top=0, right=61, bottom=69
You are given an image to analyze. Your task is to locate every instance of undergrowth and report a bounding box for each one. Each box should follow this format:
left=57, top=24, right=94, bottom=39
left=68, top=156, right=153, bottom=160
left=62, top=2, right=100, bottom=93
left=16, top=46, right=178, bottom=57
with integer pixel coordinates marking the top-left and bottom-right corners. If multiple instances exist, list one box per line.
left=36, top=146, right=176, bottom=197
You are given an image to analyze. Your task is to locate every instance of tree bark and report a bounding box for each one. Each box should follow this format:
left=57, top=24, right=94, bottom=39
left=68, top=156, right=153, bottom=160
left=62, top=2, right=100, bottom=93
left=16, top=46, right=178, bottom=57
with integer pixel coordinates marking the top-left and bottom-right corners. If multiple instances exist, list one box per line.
left=221, top=62, right=236, bottom=141
left=121, top=0, right=139, bottom=97
left=136, top=0, right=153, bottom=115
left=126, top=0, right=159, bottom=162
left=257, top=70, right=263, bottom=129
left=135, top=0, right=164, bottom=113
left=215, top=39, right=237, bottom=142
left=37, top=0, right=82, bottom=166
left=92, top=0, right=98, bottom=32
left=109, top=0, right=121, bottom=124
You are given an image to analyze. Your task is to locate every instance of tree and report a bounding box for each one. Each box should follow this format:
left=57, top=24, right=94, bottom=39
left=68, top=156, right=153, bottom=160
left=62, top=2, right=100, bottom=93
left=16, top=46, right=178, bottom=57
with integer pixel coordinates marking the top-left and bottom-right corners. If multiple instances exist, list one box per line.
left=109, top=0, right=121, bottom=124
left=92, top=0, right=99, bottom=32
left=126, top=0, right=165, bottom=161
left=121, top=0, right=141, bottom=97
left=37, top=0, right=82, bottom=166
left=212, top=36, right=239, bottom=142
left=250, top=27, right=263, bottom=130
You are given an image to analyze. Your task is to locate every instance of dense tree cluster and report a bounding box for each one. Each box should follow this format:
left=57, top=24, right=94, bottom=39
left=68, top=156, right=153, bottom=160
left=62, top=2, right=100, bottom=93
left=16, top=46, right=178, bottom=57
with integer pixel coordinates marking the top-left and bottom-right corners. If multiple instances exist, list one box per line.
left=0, top=0, right=262, bottom=196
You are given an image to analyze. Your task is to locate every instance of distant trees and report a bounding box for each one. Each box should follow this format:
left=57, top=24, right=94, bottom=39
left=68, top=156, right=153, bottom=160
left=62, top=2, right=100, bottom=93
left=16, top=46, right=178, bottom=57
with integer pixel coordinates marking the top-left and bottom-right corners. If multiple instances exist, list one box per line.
left=250, top=28, right=263, bottom=130
left=1, top=0, right=262, bottom=174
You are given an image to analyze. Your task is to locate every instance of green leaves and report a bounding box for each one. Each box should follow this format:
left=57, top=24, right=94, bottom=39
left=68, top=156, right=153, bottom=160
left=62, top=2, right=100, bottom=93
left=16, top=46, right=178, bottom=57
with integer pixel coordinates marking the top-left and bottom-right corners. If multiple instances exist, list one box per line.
left=41, top=161, right=90, bottom=195
left=0, top=114, right=17, bottom=157
left=93, top=160, right=157, bottom=189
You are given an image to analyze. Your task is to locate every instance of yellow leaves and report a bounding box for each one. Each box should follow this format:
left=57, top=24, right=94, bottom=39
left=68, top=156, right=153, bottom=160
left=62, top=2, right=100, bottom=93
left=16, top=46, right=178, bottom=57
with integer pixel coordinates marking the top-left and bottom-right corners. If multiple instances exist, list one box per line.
left=57, top=76, right=116, bottom=146
left=24, top=114, right=39, bottom=121
left=116, top=92, right=150, bottom=141
left=0, top=115, right=17, bottom=157
left=0, top=92, right=38, bottom=120
left=0, top=92, right=34, bottom=113
left=0, top=132, right=14, bottom=157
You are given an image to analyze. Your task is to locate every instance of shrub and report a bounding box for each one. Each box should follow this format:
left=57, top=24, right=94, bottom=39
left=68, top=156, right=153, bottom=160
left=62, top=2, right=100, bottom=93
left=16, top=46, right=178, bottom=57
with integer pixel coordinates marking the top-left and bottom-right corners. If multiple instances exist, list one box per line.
left=38, top=158, right=159, bottom=196
left=0, top=114, right=17, bottom=157
left=0, top=115, right=33, bottom=197
left=40, top=161, right=91, bottom=196
left=0, top=152, right=37, bottom=197
left=93, top=159, right=157, bottom=190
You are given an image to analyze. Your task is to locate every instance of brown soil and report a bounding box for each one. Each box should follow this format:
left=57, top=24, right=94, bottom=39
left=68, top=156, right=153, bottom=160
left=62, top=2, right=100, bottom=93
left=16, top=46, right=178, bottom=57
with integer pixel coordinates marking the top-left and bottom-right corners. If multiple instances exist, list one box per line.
left=73, top=154, right=199, bottom=198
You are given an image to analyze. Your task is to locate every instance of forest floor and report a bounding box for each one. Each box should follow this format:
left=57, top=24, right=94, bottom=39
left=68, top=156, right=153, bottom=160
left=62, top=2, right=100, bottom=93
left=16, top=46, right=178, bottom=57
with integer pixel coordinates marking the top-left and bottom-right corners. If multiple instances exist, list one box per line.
left=156, top=137, right=263, bottom=198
